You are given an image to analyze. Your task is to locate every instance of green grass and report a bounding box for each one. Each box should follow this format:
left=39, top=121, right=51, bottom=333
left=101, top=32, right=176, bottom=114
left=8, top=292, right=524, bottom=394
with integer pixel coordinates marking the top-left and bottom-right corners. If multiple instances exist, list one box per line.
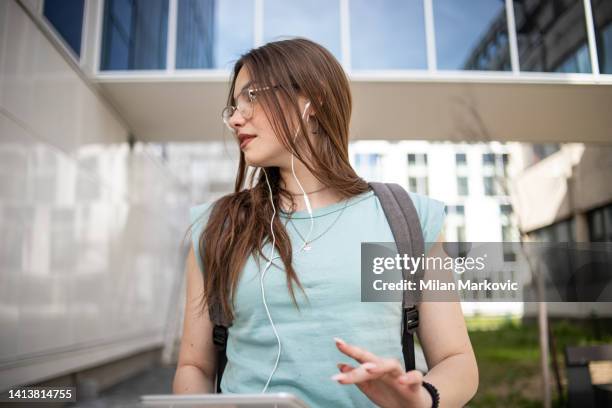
left=467, top=315, right=612, bottom=407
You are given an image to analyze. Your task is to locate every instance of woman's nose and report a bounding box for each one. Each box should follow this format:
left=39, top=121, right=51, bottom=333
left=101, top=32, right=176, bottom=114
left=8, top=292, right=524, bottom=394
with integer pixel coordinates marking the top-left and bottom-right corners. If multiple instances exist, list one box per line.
left=228, top=109, right=246, bottom=130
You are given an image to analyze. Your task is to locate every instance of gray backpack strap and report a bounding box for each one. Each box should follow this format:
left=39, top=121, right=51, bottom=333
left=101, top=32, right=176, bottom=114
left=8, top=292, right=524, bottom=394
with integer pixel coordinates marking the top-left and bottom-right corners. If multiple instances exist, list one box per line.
left=369, top=182, right=425, bottom=371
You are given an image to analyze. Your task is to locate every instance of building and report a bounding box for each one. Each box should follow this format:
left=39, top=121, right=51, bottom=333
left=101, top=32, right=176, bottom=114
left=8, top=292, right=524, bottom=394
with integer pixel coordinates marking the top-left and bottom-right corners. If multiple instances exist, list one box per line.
left=511, top=142, right=612, bottom=318
left=351, top=140, right=523, bottom=315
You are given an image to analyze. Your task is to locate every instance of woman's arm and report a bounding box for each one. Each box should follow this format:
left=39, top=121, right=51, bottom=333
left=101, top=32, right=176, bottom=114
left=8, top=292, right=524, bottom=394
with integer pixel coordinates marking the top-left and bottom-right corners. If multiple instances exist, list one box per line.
left=332, top=233, right=479, bottom=407
left=417, top=233, right=479, bottom=406
left=172, top=244, right=217, bottom=394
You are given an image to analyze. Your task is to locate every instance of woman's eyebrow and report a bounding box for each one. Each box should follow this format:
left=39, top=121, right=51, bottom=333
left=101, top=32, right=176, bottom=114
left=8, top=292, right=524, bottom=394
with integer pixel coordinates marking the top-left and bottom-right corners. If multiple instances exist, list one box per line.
left=233, top=80, right=254, bottom=100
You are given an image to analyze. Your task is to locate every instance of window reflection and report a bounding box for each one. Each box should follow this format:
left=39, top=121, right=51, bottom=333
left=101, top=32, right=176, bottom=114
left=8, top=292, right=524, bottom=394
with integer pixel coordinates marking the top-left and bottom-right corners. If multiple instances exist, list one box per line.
left=176, top=0, right=215, bottom=68
left=433, top=0, right=510, bottom=71
left=591, top=0, right=612, bottom=74
left=264, top=0, right=341, bottom=62
left=513, top=0, right=591, bottom=73
left=43, top=0, right=85, bottom=58
left=177, top=0, right=254, bottom=70
left=350, top=0, right=427, bottom=70
left=101, top=0, right=169, bottom=70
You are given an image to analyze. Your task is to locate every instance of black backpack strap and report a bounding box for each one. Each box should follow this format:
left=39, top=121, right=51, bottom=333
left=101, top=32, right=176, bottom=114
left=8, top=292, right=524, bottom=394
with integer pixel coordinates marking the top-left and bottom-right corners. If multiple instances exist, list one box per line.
left=369, top=182, right=425, bottom=372
left=204, top=200, right=232, bottom=393
left=212, top=323, right=228, bottom=393
left=210, top=290, right=232, bottom=393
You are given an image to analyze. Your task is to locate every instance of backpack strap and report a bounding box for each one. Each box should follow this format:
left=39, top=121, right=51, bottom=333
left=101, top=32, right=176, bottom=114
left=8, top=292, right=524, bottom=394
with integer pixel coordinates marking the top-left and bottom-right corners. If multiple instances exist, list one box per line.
left=204, top=200, right=232, bottom=393
left=210, top=304, right=229, bottom=393
left=369, top=182, right=425, bottom=372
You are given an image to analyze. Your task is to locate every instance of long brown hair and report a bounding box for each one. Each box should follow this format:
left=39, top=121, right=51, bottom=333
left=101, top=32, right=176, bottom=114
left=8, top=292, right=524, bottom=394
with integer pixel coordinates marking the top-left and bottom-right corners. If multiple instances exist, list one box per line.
left=191, top=38, right=370, bottom=323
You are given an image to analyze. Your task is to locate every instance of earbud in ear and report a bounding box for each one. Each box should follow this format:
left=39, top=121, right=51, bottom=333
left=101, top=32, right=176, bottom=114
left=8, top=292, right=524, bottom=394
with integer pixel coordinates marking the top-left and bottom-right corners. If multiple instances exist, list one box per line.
left=302, top=100, right=312, bottom=119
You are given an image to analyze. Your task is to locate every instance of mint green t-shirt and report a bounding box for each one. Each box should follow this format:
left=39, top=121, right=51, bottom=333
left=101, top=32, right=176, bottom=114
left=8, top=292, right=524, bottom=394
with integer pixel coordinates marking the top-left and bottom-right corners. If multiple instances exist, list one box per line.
left=189, top=188, right=446, bottom=408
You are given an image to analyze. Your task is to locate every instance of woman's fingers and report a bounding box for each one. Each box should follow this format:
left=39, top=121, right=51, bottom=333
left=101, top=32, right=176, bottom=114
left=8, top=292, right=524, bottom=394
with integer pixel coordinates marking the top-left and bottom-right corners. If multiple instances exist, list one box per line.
left=333, top=337, right=379, bottom=364
left=337, top=362, right=354, bottom=373
left=332, top=362, right=379, bottom=384
left=365, top=357, right=405, bottom=378
left=396, top=370, right=424, bottom=391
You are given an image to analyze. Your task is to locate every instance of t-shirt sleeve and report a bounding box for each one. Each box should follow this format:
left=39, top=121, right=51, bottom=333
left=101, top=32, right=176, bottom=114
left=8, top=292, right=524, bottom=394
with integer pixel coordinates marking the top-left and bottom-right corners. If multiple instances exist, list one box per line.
left=406, top=191, right=447, bottom=254
left=189, top=202, right=214, bottom=274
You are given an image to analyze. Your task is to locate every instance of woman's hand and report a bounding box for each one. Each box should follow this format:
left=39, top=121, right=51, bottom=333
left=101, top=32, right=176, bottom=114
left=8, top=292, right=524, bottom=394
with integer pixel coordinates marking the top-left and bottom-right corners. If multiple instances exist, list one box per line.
left=331, top=337, right=433, bottom=408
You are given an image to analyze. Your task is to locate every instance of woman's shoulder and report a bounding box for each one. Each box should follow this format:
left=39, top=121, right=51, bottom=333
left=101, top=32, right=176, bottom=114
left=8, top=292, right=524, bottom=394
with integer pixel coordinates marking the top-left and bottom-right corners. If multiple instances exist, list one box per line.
left=189, top=191, right=242, bottom=224
left=190, top=201, right=214, bottom=225
left=404, top=190, right=447, bottom=247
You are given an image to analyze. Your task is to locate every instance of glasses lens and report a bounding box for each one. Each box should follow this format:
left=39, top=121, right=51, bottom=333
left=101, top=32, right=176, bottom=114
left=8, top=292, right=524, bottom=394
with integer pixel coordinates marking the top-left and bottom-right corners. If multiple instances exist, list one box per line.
left=221, top=106, right=235, bottom=130
left=236, top=92, right=253, bottom=119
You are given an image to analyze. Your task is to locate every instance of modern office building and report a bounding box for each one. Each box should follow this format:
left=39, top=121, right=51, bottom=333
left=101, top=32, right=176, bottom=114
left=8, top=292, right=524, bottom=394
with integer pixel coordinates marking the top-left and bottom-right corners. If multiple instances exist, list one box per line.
left=350, top=140, right=523, bottom=316
left=511, top=142, right=612, bottom=318
left=1, top=0, right=611, bottom=395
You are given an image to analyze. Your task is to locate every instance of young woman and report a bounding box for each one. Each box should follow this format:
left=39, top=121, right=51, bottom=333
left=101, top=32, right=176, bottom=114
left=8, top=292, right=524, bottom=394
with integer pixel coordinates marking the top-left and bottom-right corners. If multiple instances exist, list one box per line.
left=173, top=38, right=478, bottom=407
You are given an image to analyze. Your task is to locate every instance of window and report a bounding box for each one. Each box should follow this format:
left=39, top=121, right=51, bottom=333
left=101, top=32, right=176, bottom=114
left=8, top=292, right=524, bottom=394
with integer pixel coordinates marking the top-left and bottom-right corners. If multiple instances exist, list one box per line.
left=176, top=0, right=254, bottom=70
left=355, top=153, right=384, bottom=181
left=101, top=0, right=169, bottom=70
left=350, top=0, right=427, bottom=69
left=455, top=153, right=467, bottom=166
left=407, top=176, right=429, bottom=195
left=446, top=205, right=465, bottom=216
left=433, top=0, right=510, bottom=71
left=482, top=153, right=495, bottom=166
left=531, top=218, right=575, bottom=243
left=176, top=0, right=215, bottom=68
left=554, top=43, right=592, bottom=73
left=43, top=0, right=85, bottom=57
left=265, top=0, right=341, bottom=62
left=457, top=176, right=469, bottom=196
left=513, top=0, right=591, bottom=72
left=500, top=204, right=512, bottom=216
left=407, top=153, right=428, bottom=167
left=587, top=203, right=612, bottom=242
left=483, top=176, right=495, bottom=196
left=532, top=144, right=560, bottom=163
left=592, top=8, right=612, bottom=74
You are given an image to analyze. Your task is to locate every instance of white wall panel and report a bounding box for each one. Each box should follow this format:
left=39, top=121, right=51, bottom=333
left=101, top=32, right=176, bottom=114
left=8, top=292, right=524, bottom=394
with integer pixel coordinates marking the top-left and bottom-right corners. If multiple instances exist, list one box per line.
left=0, top=1, right=189, bottom=391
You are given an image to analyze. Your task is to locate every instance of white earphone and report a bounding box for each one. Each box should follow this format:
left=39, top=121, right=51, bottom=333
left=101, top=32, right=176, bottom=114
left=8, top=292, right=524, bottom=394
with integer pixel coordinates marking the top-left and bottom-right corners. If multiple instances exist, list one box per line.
left=259, top=100, right=314, bottom=393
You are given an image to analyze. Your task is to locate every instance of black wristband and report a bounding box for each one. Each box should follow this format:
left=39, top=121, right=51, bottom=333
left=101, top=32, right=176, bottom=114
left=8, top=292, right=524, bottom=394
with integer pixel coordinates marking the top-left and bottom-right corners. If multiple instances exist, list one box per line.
left=421, top=381, right=440, bottom=408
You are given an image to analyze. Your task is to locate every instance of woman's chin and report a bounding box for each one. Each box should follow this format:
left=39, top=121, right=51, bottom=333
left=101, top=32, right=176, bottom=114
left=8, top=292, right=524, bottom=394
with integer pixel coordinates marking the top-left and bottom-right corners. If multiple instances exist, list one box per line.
left=244, top=151, right=278, bottom=168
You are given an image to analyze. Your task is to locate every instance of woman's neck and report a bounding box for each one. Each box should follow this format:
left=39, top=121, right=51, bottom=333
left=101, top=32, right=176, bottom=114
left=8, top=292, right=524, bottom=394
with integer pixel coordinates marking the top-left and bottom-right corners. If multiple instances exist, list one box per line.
left=278, top=163, right=343, bottom=213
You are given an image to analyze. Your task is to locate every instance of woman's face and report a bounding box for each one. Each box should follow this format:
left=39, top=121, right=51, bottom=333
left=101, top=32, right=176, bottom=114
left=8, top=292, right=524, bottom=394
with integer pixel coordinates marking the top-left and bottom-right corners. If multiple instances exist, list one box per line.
left=227, top=67, right=310, bottom=168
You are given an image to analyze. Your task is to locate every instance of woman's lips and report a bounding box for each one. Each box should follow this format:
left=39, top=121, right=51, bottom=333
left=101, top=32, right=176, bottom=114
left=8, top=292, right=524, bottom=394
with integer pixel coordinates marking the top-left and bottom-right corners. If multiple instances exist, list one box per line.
left=239, top=135, right=256, bottom=149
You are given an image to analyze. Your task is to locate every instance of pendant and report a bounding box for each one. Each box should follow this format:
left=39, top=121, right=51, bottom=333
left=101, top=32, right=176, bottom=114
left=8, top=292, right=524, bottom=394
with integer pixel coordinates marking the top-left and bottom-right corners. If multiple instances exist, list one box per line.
left=302, top=243, right=312, bottom=251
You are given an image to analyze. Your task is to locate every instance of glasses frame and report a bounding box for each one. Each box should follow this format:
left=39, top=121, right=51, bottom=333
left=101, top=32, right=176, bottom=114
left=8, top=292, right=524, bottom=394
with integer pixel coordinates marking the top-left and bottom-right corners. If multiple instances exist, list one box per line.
left=221, top=85, right=279, bottom=130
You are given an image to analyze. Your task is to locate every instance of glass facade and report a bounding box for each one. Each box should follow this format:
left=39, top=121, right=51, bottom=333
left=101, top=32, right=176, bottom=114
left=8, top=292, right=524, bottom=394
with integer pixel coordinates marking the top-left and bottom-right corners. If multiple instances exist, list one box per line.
left=350, top=0, right=427, bottom=69
left=213, top=0, right=254, bottom=70
left=592, top=0, right=612, bottom=74
left=264, top=0, right=341, bottom=62
left=94, top=0, right=612, bottom=75
left=43, top=0, right=85, bottom=57
left=176, top=0, right=215, bottom=68
left=433, top=0, right=510, bottom=70
left=587, top=203, right=612, bottom=242
left=530, top=217, right=575, bottom=242
left=101, top=0, right=169, bottom=70
left=513, top=0, right=591, bottom=73
left=177, top=0, right=254, bottom=69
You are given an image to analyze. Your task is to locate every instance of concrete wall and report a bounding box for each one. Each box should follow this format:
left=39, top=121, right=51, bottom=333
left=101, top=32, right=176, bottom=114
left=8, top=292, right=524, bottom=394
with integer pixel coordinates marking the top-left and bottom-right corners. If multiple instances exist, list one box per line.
left=0, top=1, right=189, bottom=391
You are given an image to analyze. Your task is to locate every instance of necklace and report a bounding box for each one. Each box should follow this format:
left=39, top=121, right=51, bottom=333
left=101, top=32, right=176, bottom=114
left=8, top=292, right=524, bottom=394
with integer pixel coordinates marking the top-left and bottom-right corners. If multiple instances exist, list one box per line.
left=288, top=200, right=349, bottom=251
left=286, top=185, right=329, bottom=195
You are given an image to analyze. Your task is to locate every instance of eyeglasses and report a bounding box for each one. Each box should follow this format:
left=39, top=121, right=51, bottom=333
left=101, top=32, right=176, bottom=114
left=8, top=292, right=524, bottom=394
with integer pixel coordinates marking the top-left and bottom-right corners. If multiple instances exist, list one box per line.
left=221, top=85, right=279, bottom=131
